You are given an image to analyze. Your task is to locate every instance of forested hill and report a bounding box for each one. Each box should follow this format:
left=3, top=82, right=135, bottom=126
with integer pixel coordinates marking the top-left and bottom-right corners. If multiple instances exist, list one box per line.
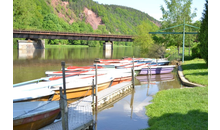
left=13, top=0, right=160, bottom=45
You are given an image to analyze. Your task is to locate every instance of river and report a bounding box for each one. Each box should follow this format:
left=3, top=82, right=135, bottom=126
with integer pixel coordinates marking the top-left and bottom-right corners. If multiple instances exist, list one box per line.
left=13, top=47, right=140, bottom=84
left=13, top=47, right=182, bottom=129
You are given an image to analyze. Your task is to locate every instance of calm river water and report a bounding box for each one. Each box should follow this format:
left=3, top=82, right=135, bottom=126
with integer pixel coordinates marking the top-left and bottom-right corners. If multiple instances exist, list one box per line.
left=13, top=47, right=182, bottom=129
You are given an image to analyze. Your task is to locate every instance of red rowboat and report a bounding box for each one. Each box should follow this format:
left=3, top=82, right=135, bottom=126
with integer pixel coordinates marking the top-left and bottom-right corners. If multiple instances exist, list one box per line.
left=13, top=101, right=60, bottom=130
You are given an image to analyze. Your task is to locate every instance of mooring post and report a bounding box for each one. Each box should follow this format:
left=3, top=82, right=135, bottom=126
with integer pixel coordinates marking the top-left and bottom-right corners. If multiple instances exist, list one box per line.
left=131, top=56, right=135, bottom=88
left=61, top=61, right=67, bottom=95
left=59, top=87, right=69, bottom=130
left=61, top=61, right=68, bottom=130
left=95, top=64, right=98, bottom=111
left=92, top=78, right=95, bottom=107
left=131, top=68, right=135, bottom=88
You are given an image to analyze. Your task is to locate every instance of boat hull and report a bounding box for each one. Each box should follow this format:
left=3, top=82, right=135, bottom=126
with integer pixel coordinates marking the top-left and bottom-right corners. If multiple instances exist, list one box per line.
left=13, top=101, right=60, bottom=130
left=136, top=73, right=174, bottom=82
left=111, top=76, right=132, bottom=86
left=52, top=81, right=111, bottom=100
left=14, top=95, right=53, bottom=103
left=139, top=66, right=175, bottom=75
left=13, top=109, right=60, bottom=130
left=13, top=87, right=55, bottom=103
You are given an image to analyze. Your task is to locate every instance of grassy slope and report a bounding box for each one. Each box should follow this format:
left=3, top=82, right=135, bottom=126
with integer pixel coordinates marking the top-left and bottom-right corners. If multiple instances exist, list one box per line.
left=145, top=58, right=208, bottom=130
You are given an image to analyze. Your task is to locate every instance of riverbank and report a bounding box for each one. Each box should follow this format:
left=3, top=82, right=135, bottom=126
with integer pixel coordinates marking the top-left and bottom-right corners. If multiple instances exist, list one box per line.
left=45, top=44, right=89, bottom=48
left=45, top=44, right=132, bottom=48
left=145, top=58, right=208, bottom=130
left=181, top=58, right=208, bottom=86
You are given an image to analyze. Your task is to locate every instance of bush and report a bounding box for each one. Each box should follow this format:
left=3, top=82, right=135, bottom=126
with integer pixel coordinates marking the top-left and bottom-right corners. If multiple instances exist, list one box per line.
left=192, top=43, right=201, bottom=59
left=88, top=41, right=100, bottom=47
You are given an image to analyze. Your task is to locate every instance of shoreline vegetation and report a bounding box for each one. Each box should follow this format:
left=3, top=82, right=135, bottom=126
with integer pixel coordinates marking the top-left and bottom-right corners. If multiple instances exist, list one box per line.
left=145, top=58, right=208, bottom=130
left=13, top=43, right=134, bottom=49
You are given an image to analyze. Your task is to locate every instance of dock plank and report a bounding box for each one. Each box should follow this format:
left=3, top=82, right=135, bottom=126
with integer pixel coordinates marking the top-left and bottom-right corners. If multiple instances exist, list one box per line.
left=40, top=81, right=132, bottom=130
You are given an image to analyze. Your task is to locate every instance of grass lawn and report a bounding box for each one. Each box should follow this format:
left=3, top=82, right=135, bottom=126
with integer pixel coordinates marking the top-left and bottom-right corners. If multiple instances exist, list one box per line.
left=145, top=87, right=208, bottom=130
left=145, top=58, right=208, bottom=130
left=181, top=58, right=208, bottom=86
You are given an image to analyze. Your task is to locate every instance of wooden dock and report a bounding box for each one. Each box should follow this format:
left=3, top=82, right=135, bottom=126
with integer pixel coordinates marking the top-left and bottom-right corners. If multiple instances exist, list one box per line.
left=40, top=81, right=132, bottom=130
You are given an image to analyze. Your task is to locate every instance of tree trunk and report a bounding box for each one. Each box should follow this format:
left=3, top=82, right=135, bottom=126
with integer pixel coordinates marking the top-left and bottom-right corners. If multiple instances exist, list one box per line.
left=177, top=46, right=180, bottom=55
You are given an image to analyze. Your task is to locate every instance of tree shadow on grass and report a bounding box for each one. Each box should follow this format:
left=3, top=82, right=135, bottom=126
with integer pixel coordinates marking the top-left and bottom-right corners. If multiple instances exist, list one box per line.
left=145, top=110, right=208, bottom=130
left=181, top=63, right=208, bottom=71
left=184, top=72, right=208, bottom=77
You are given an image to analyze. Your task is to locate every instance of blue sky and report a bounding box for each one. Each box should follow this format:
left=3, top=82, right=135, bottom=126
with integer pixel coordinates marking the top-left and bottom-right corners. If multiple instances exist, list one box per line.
left=95, top=0, right=206, bottom=22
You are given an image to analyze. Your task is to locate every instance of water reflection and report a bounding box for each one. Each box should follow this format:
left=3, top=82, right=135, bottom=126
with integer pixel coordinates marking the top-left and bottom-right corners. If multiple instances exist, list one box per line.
left=103, top=49, right=113, bottom=59
left=16, top=49, right=45, bottom=59
left=13, top=47, right=140, bottom=83
left=96, top=70, right=181, bottom=130
left=14, top=47, right=140, bottom=60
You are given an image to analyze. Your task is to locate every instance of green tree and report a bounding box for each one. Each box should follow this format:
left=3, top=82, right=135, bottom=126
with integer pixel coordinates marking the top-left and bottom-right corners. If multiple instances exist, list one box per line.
left=70, top=22, right=80, bottom=32
left=198, top=0, right=208, bottom=64
left=42, top=13, right=62, bottom=31
left=160, top=0, right=197, bottom=54
left=97, top=25, right=109, bottom=34
left=134, top=21, right=158, bottom=55
left=13, top=0, right=34, bottom=29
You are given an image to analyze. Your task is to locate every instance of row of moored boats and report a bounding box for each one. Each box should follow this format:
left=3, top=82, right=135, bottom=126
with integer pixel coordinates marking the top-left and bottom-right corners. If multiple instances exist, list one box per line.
left=13, top=57, right=175, bottom=130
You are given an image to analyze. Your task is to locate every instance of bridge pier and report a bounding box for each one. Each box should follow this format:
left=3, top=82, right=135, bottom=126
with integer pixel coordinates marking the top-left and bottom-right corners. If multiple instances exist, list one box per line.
left=17, top=39, right=45, bottom=50
left=103, top=41, right=113, bottom=58
left=103, top=41, right=113, bottom=50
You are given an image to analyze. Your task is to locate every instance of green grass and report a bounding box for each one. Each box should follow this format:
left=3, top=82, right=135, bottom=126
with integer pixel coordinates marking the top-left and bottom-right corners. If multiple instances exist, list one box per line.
left=145, top=87, right=208, bottom=130
left=145, top=58, right=208, bottom=130
left=181, top=58, right=208, bottom=86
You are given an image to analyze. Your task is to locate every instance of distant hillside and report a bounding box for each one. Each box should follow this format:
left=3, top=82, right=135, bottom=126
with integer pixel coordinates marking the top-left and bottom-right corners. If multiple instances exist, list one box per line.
left=68, top=0, right=161, bottom=34
left=13, top=0, right=160, bottom=45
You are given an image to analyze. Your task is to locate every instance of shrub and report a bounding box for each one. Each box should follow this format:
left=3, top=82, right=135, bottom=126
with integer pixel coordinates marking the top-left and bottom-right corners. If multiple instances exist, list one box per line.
left=192, top=43, right=201, bottom=59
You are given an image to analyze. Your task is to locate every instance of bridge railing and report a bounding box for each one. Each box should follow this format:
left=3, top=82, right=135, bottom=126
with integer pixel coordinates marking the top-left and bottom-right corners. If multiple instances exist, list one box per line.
left=13, top=30, right=134, bottom=39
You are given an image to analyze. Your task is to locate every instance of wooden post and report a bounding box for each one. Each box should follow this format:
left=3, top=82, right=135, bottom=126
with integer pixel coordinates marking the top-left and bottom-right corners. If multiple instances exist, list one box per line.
left=59, top=87, right=69, bottom=130
left=61, top=61, right=68, bottom=130
left=132, top=56, right=135, bottom=88
left=131, top=68, right=135, bottom=88
left=95, top=64, right=98, bottom=111
left=148, top=66, right=149, bottom=75
left=61, top=61, right=67, bottom=95
left=149, top=60, right=152, bottom=75
left=92, top=78, right=94, bottom=107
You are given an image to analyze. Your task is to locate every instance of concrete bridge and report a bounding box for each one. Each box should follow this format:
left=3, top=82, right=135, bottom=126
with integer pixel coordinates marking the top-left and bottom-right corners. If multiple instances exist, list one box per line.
left=13, top=30, right=134, bottom=50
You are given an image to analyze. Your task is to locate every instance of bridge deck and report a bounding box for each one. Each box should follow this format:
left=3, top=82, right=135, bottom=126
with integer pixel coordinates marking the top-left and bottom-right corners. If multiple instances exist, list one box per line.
left=13, top=30, right=134, bottom=42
